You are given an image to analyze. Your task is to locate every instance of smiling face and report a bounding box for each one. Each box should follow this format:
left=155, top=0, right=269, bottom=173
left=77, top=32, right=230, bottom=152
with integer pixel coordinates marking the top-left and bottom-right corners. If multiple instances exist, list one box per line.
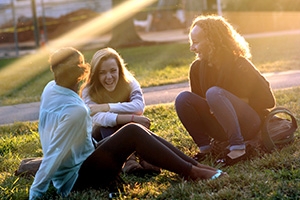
left=189, top=25, right=210, bottom=60
left=98, top=58, right=119, bottom=92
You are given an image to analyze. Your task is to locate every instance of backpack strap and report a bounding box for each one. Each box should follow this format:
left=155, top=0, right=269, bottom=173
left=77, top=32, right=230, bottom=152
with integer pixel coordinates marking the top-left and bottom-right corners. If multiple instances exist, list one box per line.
left=261, top=107, right=298, bottom=152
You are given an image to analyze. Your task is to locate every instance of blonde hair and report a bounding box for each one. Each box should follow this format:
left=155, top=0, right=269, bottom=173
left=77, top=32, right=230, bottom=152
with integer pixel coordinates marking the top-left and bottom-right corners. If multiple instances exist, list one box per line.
left=190, top=15, right=251, bottom=63
left=85, top=47, right=133, bottom=103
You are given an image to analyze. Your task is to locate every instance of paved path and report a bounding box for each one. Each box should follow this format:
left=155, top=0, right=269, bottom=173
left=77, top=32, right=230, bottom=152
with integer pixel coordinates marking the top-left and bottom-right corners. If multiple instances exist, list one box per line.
left=0, top=70, right=300, bottom=125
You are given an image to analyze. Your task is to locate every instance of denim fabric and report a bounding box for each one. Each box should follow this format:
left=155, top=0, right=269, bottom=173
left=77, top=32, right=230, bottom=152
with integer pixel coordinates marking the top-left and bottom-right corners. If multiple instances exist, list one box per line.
left=175, top=86, right=261, bottom=149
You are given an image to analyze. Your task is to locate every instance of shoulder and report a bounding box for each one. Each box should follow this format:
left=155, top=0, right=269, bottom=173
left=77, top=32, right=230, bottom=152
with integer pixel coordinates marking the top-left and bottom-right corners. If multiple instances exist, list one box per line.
left=235, top=57, right=260, bottom=73
left=129, top=76, right=141, bottom=89
left=190, top=59, right=202, bottom=72
left=62, top=104, right=89, bottom=122
left=81, top=87, right=89, bottom=99
left=129, top=76, right=140, bottom=85
left=190, top=59, right=201, bottom=68
left=235, top=57, right=254, bottom=68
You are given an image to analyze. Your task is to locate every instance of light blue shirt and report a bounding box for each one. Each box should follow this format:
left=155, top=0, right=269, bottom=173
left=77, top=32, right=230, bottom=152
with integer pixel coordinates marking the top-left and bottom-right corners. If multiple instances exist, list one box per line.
left=29, top=81, right=95, bottom=199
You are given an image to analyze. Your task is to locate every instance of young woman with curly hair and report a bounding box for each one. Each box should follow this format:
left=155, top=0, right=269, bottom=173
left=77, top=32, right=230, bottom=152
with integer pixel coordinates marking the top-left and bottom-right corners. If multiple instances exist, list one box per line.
left=175, top=15, right=275, bottom=165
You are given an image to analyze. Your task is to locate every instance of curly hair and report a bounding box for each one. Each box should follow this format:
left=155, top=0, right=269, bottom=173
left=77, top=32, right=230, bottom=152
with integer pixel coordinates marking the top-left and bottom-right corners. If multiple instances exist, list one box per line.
left=190, top=15, right=251, bottom=63
left=85, top=47, right=133, bottom=103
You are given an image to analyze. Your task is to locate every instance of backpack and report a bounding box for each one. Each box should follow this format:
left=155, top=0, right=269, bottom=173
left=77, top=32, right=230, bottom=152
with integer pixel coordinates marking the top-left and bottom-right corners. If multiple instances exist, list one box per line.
left=260, top=107, right=298, bottom=152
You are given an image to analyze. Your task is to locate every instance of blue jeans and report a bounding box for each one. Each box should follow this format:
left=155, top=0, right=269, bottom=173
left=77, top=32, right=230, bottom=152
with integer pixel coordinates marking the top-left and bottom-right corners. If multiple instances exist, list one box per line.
left=175, top=86, right=261, bottom=151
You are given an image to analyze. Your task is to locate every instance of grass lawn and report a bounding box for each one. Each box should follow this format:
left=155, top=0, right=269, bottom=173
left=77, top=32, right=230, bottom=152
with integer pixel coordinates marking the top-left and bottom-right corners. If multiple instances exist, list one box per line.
left=0, top=33, right=300, bottom=106
left=0, top=87, right=299, bottom=199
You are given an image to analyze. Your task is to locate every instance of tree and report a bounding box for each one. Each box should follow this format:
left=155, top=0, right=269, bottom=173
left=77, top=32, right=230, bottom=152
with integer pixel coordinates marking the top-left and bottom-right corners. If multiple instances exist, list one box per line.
left=107, top=0, right=157, bottom=48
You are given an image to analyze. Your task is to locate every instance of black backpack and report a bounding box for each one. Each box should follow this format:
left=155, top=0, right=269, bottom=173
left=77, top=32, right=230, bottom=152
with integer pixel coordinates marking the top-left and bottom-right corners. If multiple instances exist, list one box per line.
left=260, top=107, right=298, bottom=152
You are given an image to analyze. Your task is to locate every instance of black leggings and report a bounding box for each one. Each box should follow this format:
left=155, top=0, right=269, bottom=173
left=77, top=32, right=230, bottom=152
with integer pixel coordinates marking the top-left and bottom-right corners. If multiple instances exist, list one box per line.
left=73, top=123, right=198, bottom=190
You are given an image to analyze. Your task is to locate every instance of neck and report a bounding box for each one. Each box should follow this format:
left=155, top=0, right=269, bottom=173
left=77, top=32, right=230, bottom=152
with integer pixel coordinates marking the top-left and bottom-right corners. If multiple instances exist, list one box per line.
left=57, top=82, right=79, bottom=94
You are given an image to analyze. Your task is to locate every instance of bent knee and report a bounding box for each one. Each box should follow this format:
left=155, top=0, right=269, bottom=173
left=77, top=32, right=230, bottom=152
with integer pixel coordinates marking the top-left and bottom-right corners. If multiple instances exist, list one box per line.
left=206, top=86, right=223, bottom=100
left=175, top=91, right=193, bottom=106
left=122, top=123, right=143, bottom=132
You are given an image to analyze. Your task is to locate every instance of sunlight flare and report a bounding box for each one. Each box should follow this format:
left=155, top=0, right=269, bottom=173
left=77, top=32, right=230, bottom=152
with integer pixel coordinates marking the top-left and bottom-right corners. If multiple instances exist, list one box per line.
left=0, top=0, right=157, bottom=96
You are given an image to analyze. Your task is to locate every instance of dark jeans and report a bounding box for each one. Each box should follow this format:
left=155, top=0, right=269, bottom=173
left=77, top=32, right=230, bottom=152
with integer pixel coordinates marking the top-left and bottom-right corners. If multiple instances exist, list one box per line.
left=175, top=86, right=261, bottom=151
left=72, top=123, right=198, bottom=191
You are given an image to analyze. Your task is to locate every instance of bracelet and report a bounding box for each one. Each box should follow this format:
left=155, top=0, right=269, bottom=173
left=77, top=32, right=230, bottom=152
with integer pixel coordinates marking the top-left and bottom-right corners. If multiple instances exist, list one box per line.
left=131, top=115, right=134, bottom=122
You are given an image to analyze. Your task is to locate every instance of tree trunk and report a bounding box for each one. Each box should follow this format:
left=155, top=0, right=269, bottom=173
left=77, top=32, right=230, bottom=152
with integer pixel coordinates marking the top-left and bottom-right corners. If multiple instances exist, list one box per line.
left=107, top=0, right=145, bottom=48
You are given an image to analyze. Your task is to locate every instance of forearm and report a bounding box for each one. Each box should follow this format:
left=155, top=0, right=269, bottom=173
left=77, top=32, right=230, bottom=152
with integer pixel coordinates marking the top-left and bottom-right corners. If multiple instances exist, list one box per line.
left=116, top=114, right=135, bottom=124
left=116, top=114, right=150, bottom=128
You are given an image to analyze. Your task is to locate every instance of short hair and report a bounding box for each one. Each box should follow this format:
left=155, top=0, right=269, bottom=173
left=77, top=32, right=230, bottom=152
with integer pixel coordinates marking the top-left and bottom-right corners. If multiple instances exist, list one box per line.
left=49, top=47, right=90, bottom=90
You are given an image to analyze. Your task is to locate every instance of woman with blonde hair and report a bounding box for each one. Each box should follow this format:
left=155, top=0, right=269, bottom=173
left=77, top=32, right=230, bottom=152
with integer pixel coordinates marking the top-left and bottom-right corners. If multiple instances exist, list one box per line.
left=175, top=15, right=275, bottom=165
left=82, top=47, right=158, bottom=174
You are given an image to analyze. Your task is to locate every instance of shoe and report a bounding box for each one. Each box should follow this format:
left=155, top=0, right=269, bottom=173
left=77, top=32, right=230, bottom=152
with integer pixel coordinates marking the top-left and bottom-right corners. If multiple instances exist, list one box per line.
left=216, top=153, right=248, bottom=166
left=192, top=152, right=208, bottom=162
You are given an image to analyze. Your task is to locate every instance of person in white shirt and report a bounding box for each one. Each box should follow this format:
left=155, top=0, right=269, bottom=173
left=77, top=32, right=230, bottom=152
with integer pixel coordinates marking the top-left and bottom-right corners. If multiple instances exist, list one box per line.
left=29, top=47, right=226, bottom=199
left=81, top=47, right=157, bottom=174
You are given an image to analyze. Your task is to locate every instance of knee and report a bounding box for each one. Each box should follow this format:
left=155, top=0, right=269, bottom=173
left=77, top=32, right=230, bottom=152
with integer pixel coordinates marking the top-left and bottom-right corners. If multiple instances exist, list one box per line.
left=175, top=91, right=192, bottom=108
left=122, top=123, right=148, bottom=137
left=122, top=123, right=143, bottom=133
left=206, top=86, right=223, bottom=102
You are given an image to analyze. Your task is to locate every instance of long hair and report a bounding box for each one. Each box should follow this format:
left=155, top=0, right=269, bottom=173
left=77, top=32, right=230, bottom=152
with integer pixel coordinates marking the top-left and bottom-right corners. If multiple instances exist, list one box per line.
left=85, top=47, right=133, bottom=103
left=49, top=47, right=90, bottom=94
left=190, top=15, right=251, bottom=64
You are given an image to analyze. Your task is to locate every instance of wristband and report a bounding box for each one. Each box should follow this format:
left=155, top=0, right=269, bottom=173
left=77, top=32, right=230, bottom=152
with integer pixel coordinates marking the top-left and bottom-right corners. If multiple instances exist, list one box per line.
left=131, top=115, right=134, bottom=122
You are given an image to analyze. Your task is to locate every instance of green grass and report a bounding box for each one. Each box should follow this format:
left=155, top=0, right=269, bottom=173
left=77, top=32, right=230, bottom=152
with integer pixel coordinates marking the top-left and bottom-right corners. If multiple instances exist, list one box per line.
left=1, top=33, right=300, bottom=106
left=0, top=87, right=299, bottom=199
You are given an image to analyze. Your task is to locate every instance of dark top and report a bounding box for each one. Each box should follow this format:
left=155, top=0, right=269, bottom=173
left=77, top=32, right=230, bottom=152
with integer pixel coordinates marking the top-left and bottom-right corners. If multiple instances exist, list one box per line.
left=189, top=57, right=275, bottom=118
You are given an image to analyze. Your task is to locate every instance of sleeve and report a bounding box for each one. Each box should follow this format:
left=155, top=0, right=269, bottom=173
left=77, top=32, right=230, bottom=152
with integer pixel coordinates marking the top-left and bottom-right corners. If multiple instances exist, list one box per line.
left=235, top=58, right=276, bottom=114
left=29, top=106, right=90, bottom=199
left=81, top=87, right=95, bottom=105
left=82, top=78, right=145, bottom=127
left=82, top=86, right=118, bottom=127
left=108, top=77, right=145, bottom=114
left=92, top=112, right=118, bottom=127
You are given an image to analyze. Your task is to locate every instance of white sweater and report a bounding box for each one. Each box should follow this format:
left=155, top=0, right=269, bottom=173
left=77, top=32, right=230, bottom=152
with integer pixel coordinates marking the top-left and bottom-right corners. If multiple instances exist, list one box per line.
left=82, top=77, right=145, bottom=127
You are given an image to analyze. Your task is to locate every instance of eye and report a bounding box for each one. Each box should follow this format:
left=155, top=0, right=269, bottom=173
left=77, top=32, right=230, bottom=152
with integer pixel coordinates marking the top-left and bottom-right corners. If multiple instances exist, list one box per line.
left=109, top=67, right=118, bottom=74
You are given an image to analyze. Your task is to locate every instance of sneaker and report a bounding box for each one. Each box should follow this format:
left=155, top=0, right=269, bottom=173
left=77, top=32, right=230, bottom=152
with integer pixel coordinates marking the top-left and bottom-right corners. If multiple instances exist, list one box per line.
left=216, top=152, right=248, bottom=166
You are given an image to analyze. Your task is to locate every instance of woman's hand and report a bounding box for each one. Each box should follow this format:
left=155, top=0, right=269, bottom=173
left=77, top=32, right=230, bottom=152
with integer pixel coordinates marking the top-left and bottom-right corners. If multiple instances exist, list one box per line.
left=131, top=115, right=151, bottom=129
left=88, top=104, right=110, bottom=116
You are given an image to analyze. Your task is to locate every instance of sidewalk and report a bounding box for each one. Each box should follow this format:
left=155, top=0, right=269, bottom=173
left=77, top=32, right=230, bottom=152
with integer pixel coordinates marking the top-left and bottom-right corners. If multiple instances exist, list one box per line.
left=1, top=69, right=300, bottom=125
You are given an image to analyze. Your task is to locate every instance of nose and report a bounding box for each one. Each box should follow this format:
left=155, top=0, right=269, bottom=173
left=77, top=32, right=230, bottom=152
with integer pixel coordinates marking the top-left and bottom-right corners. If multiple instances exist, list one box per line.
left=106, top=72, right=112, bottom=79
left=190, top=44, right=195, bottom=52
